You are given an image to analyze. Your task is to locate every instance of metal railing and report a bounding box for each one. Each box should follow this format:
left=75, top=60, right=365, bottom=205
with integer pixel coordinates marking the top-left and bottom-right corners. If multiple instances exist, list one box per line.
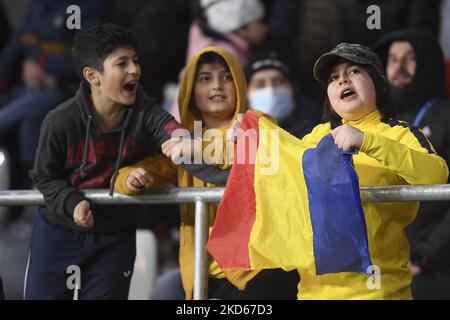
left=1, top=184, right=450, bottom=300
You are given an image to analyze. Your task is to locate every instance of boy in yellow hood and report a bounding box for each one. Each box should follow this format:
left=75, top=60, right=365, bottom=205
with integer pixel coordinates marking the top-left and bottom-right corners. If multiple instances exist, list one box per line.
left=114, top=46, right=299, bottom=299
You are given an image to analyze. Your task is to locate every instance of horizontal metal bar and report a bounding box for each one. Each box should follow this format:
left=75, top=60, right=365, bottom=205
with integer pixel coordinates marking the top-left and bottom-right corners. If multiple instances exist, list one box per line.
left=360, top=184, right=450, bottom=202
left=1, top=184, right=450, bottom=206
left=0, top=188, right=224, bottom=206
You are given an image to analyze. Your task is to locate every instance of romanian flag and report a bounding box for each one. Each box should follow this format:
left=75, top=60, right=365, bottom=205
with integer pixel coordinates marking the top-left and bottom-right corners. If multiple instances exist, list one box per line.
left=206, top=111, right=372, bottom=275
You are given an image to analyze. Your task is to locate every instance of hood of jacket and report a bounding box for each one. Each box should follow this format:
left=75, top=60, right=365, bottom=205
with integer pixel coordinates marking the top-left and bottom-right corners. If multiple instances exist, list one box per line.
left=178, top=46, right=248, bottom=132
left=75, top=82, right=140, bottom=133
left=373, top=29, right=446, bottom=113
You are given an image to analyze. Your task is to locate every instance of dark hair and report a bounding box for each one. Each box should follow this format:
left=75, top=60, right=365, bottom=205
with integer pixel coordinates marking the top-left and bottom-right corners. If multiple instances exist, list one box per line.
left=197, top=51, right=229, bottom=70
left=72, top=23, right=138, bottom=82
left=321, top=59, right=396, bottom=128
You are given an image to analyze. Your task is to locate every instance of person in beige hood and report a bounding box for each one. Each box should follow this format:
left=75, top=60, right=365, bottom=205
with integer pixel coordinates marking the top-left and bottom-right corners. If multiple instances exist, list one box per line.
left=115, top=46, right=299, bottom=299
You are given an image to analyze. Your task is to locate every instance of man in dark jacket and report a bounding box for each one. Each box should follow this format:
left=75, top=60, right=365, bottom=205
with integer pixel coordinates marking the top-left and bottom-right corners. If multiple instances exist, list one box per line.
left=374, top=29, right=450, bottom=299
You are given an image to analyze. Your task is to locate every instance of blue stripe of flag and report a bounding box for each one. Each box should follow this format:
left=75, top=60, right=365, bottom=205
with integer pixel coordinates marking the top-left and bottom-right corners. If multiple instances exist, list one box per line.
left=302, top=134, right=372, bottom=275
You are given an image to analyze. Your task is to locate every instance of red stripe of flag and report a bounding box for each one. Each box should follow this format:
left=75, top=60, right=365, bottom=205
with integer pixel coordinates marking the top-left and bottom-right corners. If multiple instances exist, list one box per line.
left=207, top=111, right=261, bottom=269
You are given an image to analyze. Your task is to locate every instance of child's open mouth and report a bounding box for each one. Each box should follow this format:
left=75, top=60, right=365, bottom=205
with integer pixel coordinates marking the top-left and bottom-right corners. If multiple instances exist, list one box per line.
left=340, top=89, right=356, bottom=100
left=123, top=82, right=137, bottom=92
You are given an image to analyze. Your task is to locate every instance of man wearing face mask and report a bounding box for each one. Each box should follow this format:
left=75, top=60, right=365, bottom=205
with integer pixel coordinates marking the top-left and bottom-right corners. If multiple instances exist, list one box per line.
left=245, top=49, right=321, bottom=138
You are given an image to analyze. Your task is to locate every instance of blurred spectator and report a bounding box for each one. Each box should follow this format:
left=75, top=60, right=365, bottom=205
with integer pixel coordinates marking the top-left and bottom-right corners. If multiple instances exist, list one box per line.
left=107, top=0, right=191, bottom=103
left=189, top=0, right=267, bottom=65
left=0, top=0, right=104, bottom=192
left=374, top=29, right=450, bottom=299
left=245, top=49, right=321, bottom=138
left=0, top=2, right=11, bottom=52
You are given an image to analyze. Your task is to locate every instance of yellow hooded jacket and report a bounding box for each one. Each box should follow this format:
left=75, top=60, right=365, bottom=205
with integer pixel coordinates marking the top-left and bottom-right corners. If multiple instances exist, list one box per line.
left=115, top=47, right=263, bottom=299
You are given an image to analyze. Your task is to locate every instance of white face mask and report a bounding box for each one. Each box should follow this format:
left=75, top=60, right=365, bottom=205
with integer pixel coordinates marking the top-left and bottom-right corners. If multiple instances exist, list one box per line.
left=248, top=87, right=295, bottom=121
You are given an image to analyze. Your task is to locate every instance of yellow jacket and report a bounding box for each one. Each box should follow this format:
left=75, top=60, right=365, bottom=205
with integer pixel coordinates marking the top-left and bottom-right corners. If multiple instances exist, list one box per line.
left=115, top=46, right=262, bottom=299
left=297, top=110, right=448, bottom=299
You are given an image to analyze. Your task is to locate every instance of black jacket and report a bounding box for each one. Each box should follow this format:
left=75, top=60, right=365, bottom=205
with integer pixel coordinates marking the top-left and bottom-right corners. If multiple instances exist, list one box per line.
left=375, top=30, right=450, bottom=273
left=30, top=82, right=228, bottom=233
left=332, top=0, right=440, bottom=47
left=279, top=96, right=321, bottom=139
left=398, top=99, right=450, bottom=273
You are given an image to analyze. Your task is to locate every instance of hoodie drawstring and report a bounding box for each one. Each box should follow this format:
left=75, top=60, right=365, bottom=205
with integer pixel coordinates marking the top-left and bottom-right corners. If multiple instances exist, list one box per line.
left=80, top=115, right=93, bottom=179
left=109, top=129, right=126, bottom=197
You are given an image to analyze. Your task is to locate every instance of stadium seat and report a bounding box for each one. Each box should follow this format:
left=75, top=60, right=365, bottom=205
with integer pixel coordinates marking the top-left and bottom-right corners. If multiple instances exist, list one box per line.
left=128, top=229, right=158, bottom=300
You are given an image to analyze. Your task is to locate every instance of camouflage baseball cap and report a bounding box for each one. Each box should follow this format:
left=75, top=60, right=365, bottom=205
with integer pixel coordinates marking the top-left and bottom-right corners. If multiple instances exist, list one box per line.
left=313, top=43, right=385, bottom=83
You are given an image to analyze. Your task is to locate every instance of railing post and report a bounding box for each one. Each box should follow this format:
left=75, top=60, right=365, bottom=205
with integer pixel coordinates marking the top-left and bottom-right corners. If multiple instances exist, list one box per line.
left=193, top=200, right=209, bottom=300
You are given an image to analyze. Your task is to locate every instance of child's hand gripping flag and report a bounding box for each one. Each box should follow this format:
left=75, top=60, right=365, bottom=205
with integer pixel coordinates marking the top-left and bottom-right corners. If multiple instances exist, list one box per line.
left=206, top=111, right=372, bottom=275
